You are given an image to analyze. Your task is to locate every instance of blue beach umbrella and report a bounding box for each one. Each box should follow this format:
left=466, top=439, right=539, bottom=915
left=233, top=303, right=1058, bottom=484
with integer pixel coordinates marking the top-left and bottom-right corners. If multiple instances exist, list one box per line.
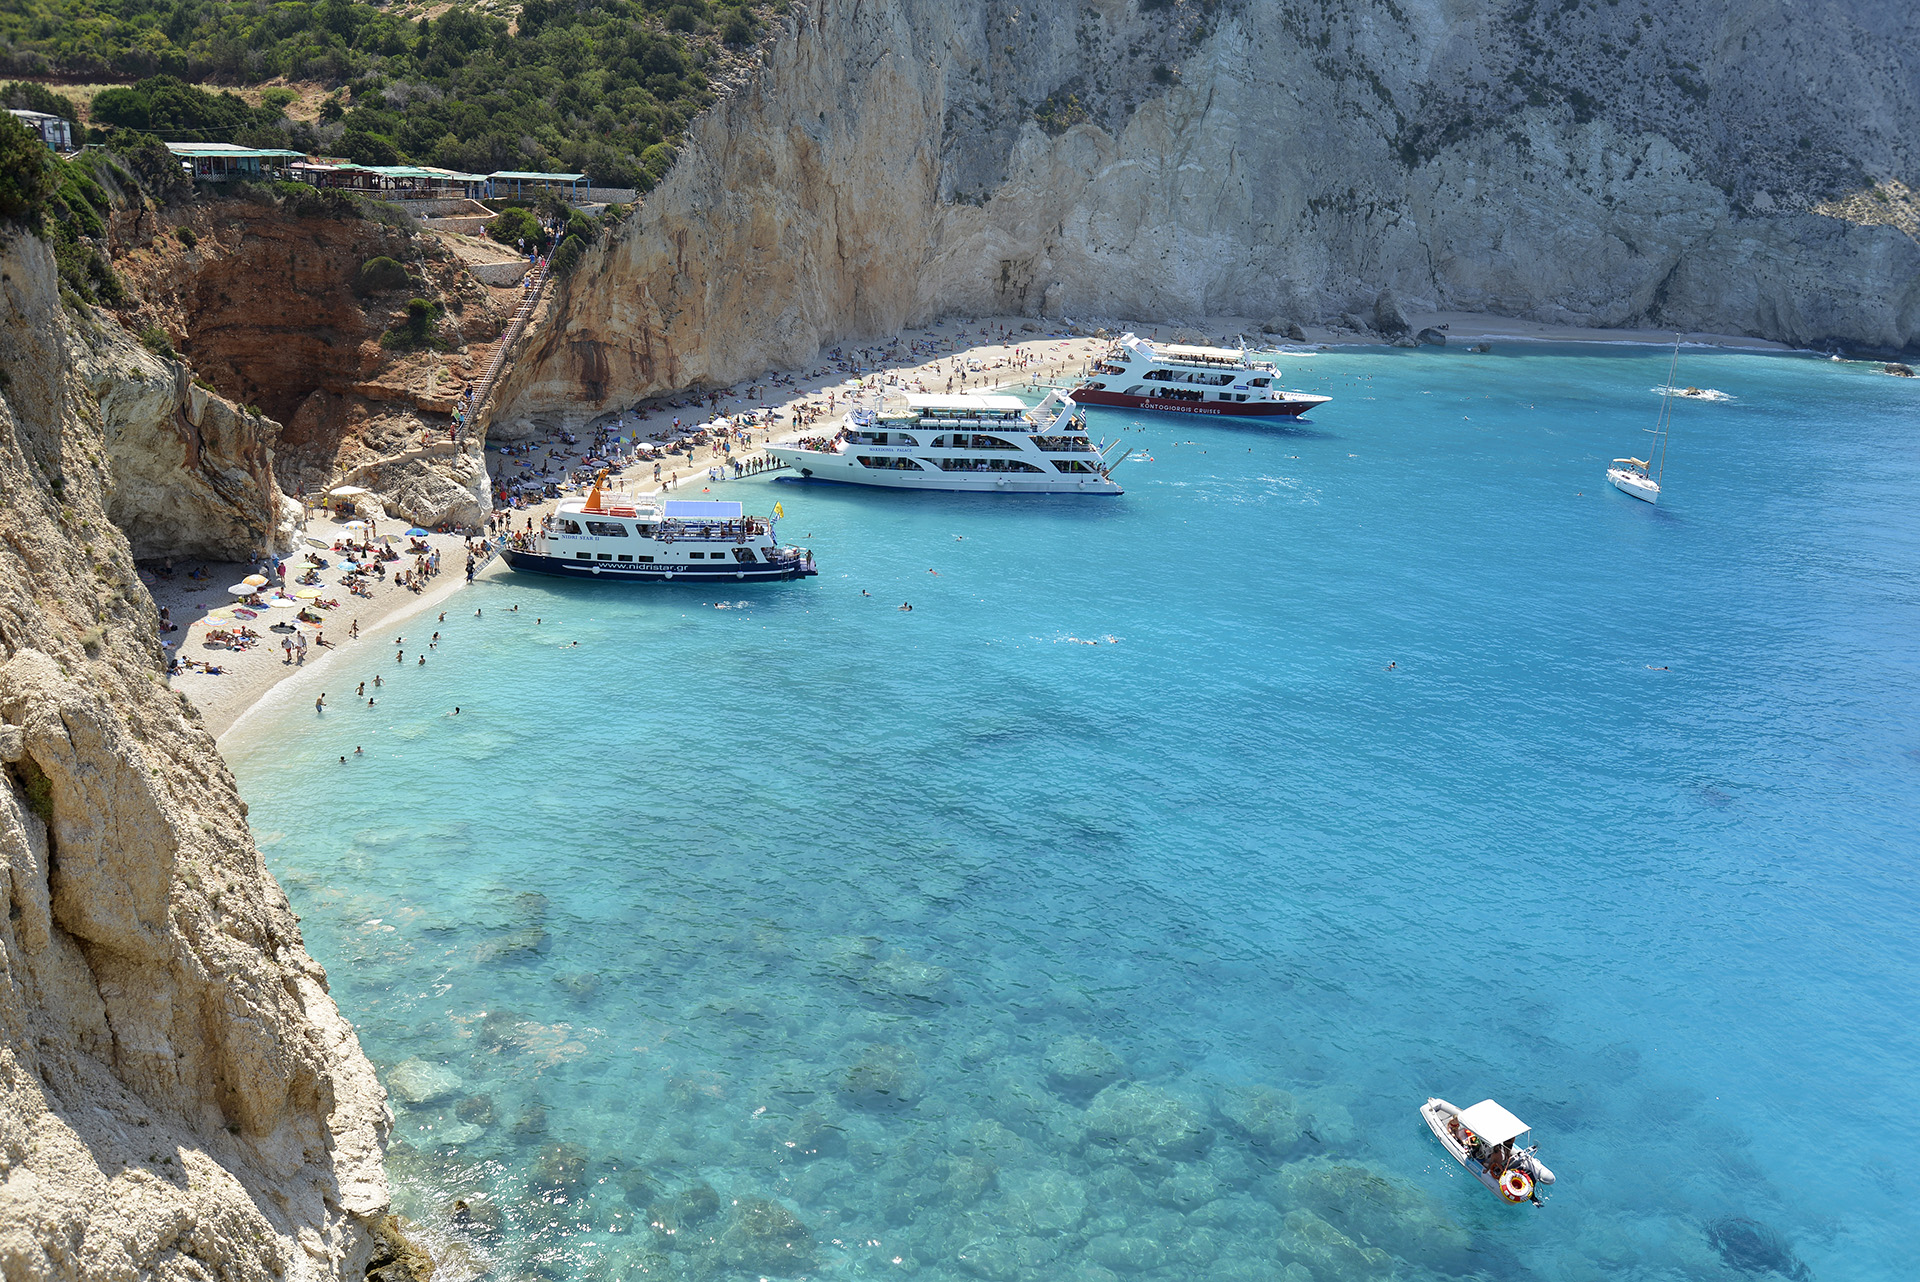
left=405, top=527, right=431, bottom=537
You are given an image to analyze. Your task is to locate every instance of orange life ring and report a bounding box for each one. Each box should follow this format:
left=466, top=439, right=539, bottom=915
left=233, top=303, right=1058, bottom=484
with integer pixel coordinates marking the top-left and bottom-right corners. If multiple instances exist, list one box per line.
left=1500, top=1169, right=1534, bottom=1203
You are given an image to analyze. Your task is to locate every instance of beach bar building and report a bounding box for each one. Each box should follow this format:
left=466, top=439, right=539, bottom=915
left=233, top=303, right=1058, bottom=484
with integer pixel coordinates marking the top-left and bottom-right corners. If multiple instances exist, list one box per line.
left=7, top=108, right=73, bottom=152
left=292, top=161, right=489, bottom=199
left=486, top=171, right=588, bottom=202
left=165, top=142, right=305, bottom=181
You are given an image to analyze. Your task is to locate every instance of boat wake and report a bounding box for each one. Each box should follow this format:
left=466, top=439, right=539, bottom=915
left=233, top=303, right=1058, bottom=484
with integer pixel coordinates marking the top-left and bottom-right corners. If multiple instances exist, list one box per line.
left=1654, top=386, right=1733, bottom=402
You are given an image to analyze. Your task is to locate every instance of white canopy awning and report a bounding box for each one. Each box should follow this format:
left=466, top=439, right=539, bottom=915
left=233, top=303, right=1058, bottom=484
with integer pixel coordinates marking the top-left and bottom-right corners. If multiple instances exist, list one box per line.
left=327, top=485, right=372, bottom=496
left=1456, top=1100, right=1529, bottom=1145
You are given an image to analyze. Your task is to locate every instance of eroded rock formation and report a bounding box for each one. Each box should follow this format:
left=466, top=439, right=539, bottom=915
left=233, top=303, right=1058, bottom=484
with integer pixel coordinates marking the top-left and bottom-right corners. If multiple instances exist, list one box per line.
left=0, top=231, right=392, bottom=1277
left=110, top=190, right=505, bottom=526
left=495, top=0, right=1920, bottom=428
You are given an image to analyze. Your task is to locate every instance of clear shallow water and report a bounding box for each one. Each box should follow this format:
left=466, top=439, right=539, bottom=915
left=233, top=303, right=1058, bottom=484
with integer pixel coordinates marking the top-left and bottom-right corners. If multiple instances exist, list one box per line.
left=230, top=346, right=1920, bottom=1282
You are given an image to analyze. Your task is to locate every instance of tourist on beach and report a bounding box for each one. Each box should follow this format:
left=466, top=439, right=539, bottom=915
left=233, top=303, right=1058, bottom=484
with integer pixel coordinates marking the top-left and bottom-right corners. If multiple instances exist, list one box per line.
left=315, top=694, right=326, bottom=712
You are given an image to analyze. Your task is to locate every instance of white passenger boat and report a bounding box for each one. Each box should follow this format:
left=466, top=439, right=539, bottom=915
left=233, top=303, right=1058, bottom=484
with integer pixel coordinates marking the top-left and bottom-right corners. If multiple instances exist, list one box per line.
left=500, top=478, right=815, bottom=582
left=763, top=390, right=1126, bottom=494
left=1420, top=1097, right=1555, bottom=1205
left=1067, top=332, right=1332, bottom=420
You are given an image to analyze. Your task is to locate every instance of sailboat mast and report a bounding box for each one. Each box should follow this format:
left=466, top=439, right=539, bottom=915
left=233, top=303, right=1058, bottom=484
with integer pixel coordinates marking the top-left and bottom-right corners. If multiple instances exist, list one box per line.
left=1652, top=337, right=1679, bottom=483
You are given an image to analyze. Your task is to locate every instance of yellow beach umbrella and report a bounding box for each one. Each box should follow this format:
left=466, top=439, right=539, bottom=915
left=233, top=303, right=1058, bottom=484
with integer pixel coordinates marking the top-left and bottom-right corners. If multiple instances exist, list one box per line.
left=294, top=588, right=321, bottom=599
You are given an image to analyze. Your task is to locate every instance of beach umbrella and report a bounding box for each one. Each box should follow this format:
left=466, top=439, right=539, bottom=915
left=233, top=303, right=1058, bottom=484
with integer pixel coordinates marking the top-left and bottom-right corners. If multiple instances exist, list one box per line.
left=266, top=597, right=298, bottom=609
left=405, top=527, right=431, bottom=537
left=242, top=573, right=269, bottom=587
left=203, top=608, right=233, bottom=622
left=294, top=588, right=321, bottom=599
left=227, top=583, right=257, bottom=596
left=344, top=520, right=368, bottom=531
left=304, top=537, right=332, bottom=549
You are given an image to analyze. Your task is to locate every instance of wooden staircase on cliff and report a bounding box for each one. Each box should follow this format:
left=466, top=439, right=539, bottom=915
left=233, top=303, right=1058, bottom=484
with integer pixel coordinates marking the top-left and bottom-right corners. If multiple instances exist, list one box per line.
left=463, top=259, right=553, bottom=434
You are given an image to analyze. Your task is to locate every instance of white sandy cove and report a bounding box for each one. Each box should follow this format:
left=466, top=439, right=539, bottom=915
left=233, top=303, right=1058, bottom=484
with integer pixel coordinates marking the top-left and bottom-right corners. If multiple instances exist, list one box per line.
left=173, top=310, right=1796, bottom=741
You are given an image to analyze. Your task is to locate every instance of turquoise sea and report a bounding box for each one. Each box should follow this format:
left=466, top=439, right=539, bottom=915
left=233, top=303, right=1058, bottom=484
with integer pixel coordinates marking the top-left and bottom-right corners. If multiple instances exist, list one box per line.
left=229, top=344, right=1920, bottom=1282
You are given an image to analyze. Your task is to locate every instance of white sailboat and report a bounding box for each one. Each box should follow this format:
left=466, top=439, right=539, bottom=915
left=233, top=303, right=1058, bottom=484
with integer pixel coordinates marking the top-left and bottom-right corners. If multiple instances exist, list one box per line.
left=1608, top=338, right=1679, bottom=503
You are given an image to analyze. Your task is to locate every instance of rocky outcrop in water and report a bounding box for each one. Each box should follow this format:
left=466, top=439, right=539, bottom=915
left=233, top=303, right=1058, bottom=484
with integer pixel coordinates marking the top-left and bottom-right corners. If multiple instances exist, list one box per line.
left=0, top=230, right=393, bottom=1278
left=495, top=0, right=1920, bottom=428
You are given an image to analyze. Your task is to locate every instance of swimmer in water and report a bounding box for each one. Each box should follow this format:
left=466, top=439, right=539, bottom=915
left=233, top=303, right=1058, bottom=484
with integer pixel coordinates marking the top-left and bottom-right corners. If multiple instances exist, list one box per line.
left=1386, top=662, right=1396, bottom=670
left=899, top=603, right=912, bottom=611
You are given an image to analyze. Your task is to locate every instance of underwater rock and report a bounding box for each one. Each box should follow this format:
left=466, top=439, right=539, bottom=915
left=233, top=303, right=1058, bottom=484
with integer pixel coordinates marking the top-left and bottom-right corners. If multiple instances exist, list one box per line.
left=477, top=1009, right=534, bottom=1052
left=1086, top=1231, right=1169, bottom=1273
left=509, top=1102, right=549, bottom=1140
left=448, top=1192, right=502, bottom=1234
left=618, top=1168, right=661, bottom=1206
left=510, top=890, right=550, bottom=922
left=554, top=971, right=601, bottom=1000
left=454, top=1093, right=495, bottom=1126
left=842, top=1044, right=922, bottom=1107
left=967, top=1118, right=1032, bottom=1163
left=956, top=1236, right=1021, bottom=1282
left=387, top=1058, right=463, bottom=1106
left=435, top=1121, right=484, bottom=1147
left=1084, top=1083, right=1215, bottom=1162
left=778, top=1110, right=848, bottom=1161
left=533, top=1141, right=590, bottom=1191
left=944, top=1155, right=999, bottom=1205
left=1275, top=1208, right=1394, bottom=1281
left=1217, top=1083, right=1303, bottom=1151
left=1707, top=1217, right=1813, bottom=1280
left=999, top=1166, right=1089, bottom=1235
left=474, top=925, right=550, bottom=963
left=716, top=1197, right=815, bottom=1275
left=656, top=1182, right=722, bottom=1229
left=1152, top=1164, right=1223, bottom=1212
left=1043, top=1034, right=1129, bottom=1100
left=1274, top=1158, right=1469, bottom=1264
left=861, top=953, right=952, bottom=1003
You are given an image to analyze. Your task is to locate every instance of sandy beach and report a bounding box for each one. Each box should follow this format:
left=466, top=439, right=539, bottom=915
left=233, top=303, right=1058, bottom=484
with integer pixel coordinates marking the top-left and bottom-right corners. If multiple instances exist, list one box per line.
left=168, top=309, right=1817, bottom=740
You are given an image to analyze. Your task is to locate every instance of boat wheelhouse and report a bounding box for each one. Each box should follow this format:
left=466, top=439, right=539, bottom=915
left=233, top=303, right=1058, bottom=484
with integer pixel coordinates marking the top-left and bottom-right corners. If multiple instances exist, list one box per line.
left=1069, top=332, right=1331, bottom=420
left=500, top=484, right=815, bottom=582
left=763, top=390, right=1125, bottom=494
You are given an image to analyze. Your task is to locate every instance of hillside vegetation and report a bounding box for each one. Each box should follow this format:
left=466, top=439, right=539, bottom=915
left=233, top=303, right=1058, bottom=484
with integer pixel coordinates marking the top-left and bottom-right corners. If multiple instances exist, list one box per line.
left=1, top=0, right=780, bottom=188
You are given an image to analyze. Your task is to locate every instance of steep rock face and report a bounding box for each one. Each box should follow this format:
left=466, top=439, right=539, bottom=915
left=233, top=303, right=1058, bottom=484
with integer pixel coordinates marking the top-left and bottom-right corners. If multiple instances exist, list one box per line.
left=0, top=232, right=390, bottom=1277
left=113, top=196, right=505, bottom=505
left=495, top=0, right=1919, bottom=427
left=78, top=320, right=296, bottom=563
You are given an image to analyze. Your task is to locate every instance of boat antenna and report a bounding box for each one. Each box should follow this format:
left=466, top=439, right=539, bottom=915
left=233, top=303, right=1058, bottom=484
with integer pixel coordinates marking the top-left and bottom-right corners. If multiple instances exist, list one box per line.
left=1649, top=335, right=1679, bottom=483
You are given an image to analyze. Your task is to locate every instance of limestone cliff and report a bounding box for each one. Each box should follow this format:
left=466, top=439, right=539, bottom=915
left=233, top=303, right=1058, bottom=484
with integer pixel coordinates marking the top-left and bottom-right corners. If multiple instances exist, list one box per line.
left=496, top=0, right=1920, bottom=426
left=0, top=231, right=392, bottom=1277
left=109, top=187, right=506, bottom=530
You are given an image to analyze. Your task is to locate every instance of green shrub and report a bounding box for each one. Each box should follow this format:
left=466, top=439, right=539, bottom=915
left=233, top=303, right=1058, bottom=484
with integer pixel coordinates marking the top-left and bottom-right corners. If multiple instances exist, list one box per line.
left=487, top=205, right=543, bottom=250
left=353, top=255, right=411, bottom=294
left=173, top=224, right=196, bottom=247
left=380, top=296, right=446, bottom=351
left=139, top=324, right=176, bottom=359
left=550, top=232, right=586, bottom=278
left=0, top=114, right=54, bottom=222
left=260, top=87, right=297, bottom=112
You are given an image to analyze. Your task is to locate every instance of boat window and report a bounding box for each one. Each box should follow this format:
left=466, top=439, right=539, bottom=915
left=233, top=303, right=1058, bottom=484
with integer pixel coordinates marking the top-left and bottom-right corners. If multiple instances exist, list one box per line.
left=1086, top=382, right=1106, bottom=390
left=596, top=553, right=613, bottom=560
left=617, top=554, right=632, bottom=562
left=1053, top=460, right=1096, bottom=473
left=1124, top=386, right=1146, bottom=396
left=1248, top=378, right=1270, bottom=388
left=637, top=555, right=654, bottom=562
left=585, top=520, right=629, bottom=537
left=558, top=520, right=583, bottom=534
left=689, top=551, right=704, bottom=558
left=637, top=525, right=653, bottom=536
left=733, top=547, right=758, bottom=563
left=576, top=552, right=590, bottom=560
left=856, top=455, right=925, bottom=470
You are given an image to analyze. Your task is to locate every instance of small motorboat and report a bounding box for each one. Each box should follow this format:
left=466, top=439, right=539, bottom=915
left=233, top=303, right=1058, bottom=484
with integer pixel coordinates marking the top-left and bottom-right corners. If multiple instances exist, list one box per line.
left=1420, top=1097, right=1555, bottom=1205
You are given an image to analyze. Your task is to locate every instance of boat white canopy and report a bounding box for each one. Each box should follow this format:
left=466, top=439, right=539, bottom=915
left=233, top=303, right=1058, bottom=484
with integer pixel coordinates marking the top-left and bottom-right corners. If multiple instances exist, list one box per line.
left=1456, top=1100, right=1529, bottom=1145
left=663, top=500, right=744, bottom=520
left=901, top=393, right=1029, bottom=412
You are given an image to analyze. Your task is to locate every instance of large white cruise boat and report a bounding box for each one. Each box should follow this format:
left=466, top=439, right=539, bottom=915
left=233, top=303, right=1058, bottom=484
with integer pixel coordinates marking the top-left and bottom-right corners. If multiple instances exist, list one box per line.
left=1068, top=332, right=1331, bottom=420
left=764, top=390, right=1126, bottom=494
left=500, top=481, right=816, bottom=582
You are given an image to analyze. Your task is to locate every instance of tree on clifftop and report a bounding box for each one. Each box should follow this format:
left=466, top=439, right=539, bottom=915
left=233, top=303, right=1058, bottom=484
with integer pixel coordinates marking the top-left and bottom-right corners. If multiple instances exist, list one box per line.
left=0, top=114, right=54, bottom=223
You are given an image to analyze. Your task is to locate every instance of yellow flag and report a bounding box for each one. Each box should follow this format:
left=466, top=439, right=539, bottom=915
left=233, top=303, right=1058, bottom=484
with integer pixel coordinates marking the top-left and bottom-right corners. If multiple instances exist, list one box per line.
left=773, top=502, right=784, bottom=519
